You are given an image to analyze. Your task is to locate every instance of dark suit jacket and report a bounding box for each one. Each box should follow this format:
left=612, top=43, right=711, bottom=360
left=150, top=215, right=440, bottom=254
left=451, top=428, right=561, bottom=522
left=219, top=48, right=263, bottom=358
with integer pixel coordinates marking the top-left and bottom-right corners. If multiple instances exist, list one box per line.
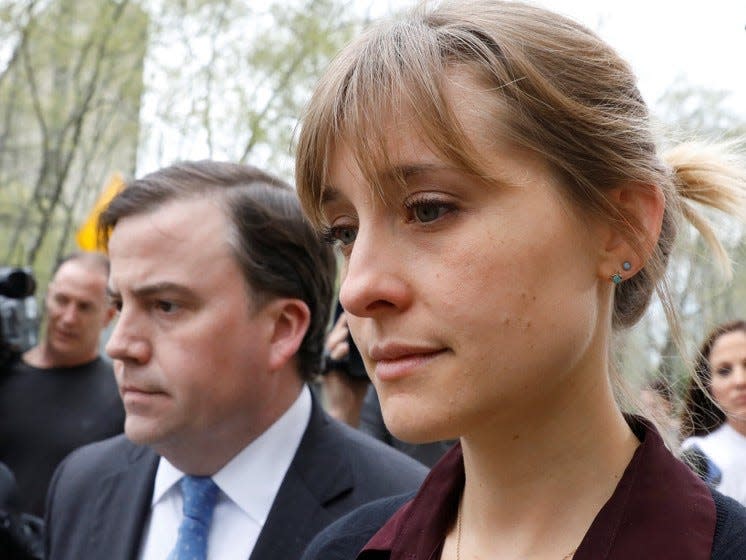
left=44, top=396, right=427, bottom=560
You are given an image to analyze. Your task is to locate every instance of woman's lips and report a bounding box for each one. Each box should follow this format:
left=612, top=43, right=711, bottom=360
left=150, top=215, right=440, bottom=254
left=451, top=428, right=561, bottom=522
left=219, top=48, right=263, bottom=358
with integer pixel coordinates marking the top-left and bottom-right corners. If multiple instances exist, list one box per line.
left=370, top=345, right=448, bottom=381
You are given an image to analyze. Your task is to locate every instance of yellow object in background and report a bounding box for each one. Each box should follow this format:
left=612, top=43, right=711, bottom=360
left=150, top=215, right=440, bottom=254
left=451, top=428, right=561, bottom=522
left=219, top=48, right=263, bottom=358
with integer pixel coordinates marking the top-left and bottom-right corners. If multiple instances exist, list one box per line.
left=75, top=173, right=125, bottom=252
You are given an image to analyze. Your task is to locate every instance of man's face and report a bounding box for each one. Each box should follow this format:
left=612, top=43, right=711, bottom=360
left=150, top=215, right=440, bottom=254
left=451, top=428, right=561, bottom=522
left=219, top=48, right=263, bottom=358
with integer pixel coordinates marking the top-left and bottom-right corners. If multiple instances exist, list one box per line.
left=105, top=197, right=283, bottom=460
left=44, top=260, right=111, bottom=366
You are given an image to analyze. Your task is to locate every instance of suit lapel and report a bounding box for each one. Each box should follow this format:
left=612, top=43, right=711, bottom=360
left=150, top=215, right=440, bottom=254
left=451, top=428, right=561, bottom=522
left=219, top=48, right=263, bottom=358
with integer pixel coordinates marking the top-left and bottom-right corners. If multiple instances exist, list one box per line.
left=250, top=396, right=354, bottom=560
left=89, top=443, right=159, bottom=560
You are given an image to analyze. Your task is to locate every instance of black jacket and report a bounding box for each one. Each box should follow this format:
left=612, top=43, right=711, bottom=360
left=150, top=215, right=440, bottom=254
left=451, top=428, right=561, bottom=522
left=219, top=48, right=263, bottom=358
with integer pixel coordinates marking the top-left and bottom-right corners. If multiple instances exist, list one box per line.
left=45, top=396, right=427, bottom=560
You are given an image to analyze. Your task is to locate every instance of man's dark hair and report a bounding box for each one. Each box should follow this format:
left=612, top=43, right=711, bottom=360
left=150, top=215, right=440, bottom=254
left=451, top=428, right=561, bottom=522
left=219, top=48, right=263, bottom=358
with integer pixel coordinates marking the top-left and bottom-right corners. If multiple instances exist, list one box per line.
left=98, top=160, right=336, bottom=379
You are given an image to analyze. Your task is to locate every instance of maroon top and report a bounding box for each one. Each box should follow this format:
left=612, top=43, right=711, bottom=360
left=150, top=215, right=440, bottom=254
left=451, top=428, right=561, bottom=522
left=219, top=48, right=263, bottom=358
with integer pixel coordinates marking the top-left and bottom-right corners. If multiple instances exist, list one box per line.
left=359, top=418, right=716, bottom=559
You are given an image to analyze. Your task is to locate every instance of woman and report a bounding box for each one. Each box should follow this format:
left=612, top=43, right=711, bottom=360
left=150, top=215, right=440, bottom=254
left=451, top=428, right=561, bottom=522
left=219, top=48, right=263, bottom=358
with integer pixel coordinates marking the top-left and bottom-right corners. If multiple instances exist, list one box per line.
left=682, top=320, right=746, bottom=505
left=295, top=1, right=746, bottom=558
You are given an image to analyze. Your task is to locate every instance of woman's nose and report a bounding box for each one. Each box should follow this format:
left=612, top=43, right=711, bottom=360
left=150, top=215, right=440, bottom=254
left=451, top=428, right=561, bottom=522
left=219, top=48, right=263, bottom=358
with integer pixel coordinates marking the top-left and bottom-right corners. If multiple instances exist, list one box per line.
left=338, top=226, right=412, bottom=318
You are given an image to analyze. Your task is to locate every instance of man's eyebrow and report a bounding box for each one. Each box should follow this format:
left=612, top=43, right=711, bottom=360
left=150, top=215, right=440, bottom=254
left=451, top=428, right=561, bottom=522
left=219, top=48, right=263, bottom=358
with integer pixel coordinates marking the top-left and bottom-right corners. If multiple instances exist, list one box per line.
left=107, top=282, right=196, bottom=299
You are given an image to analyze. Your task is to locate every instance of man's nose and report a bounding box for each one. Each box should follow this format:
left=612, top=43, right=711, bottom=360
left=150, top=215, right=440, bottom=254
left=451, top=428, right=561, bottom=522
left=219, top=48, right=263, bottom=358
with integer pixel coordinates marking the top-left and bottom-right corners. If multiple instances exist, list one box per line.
left=105, top=309, right=151, bottom=365
left=59, top=304, right=79, bottom=324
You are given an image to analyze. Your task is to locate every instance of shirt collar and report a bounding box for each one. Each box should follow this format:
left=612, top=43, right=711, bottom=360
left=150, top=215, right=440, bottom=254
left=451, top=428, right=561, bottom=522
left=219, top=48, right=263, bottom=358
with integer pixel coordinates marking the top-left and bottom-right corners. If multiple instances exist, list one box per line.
left=152, top=384, right=312, bottom=525
left=361, top=416, right=716, bottom=560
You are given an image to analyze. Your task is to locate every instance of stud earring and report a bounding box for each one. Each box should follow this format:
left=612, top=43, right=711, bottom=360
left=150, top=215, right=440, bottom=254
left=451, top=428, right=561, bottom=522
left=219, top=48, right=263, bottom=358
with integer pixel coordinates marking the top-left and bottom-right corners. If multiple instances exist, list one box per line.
left=611, top=261, right=632, bottom=285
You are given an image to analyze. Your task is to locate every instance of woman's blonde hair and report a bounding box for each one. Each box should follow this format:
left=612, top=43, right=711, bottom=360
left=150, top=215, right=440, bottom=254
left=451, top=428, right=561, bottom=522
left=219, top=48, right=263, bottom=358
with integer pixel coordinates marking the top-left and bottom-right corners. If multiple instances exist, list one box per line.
left=295, top=0, right=746, bottom=331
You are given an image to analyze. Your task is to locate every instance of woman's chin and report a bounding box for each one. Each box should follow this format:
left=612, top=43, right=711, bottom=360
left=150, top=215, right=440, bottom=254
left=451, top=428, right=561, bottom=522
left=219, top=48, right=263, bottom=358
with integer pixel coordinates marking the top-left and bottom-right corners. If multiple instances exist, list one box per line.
left=383, top=407, right=460, bottom=444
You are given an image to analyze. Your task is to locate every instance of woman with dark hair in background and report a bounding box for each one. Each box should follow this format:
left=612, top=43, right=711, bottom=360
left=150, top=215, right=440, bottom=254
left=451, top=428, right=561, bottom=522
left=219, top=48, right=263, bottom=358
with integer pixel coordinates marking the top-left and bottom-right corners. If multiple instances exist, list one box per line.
left=682, top=320, right=746, bottom=505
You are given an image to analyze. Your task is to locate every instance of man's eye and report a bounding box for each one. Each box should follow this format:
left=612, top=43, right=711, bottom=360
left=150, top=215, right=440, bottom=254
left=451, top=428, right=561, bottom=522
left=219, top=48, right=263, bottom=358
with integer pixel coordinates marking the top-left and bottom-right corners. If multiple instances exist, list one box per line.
left=156, top=301, right=178, bottom=313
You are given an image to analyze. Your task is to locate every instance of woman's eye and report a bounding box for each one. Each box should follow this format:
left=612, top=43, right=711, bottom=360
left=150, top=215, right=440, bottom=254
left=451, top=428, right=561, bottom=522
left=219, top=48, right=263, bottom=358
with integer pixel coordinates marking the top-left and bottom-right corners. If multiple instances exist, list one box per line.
left=407, top=200, right=454, bottom=224
left=716, top=366, right=732, bottom=377
left=323, top=225, right=357, bottom=246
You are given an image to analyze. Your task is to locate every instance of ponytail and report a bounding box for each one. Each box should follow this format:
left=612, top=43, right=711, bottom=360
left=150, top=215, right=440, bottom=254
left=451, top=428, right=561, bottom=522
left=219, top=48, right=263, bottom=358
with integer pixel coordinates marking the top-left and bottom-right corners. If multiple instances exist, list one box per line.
left=664, top=142, right=746, bottom=278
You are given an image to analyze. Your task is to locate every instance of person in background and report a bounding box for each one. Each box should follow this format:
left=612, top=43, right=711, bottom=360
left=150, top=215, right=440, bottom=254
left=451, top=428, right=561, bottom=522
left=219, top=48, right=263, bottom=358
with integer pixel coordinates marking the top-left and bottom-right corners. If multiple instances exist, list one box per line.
left=44, top=161, right=426, bottom=560
left=0, top=252, right=122, bottom=518
left=294, top=1, right=746, bottom=558
left=320, top=309, right=371, bottom=426
left=681, top=320, right=746, bottom=505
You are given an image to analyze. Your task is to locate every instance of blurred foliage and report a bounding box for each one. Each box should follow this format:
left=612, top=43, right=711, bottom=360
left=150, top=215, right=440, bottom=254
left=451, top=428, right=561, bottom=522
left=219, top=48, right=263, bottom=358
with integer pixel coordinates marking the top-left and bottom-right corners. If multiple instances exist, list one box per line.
left=618, top=78, right=746, bottom=404
left=0, top=0, right=360, bottom=287
left=0, top=0, right=146, bottom=287
left=139, top=0, right=361, bottom=177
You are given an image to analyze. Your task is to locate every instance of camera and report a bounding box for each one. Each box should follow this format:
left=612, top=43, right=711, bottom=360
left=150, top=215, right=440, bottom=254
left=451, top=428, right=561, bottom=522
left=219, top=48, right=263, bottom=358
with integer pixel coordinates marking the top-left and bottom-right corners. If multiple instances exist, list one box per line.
left=0, top=268, right=38, bottom=366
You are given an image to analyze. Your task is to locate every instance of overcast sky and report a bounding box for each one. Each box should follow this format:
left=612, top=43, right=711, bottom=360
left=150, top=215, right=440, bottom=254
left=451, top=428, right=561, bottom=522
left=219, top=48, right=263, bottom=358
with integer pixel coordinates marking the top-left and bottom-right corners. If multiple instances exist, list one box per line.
left=549, top=0, right=745, bottom=113
left=135, top=1, right=745, bottom=174
left=371, top=1, right=746, bottom=115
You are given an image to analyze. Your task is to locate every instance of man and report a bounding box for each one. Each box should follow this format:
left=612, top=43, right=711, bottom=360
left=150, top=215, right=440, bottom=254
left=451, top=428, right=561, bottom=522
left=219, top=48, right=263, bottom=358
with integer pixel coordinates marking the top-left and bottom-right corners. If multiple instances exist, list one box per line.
left=0, top=252, right=123, bottom=518
left=44, top=161, right=426, bottom=560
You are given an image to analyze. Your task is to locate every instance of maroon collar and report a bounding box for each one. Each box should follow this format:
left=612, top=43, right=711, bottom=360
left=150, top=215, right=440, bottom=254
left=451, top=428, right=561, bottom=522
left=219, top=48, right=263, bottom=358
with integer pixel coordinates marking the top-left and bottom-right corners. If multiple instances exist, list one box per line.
left=361, top=417, right=715, bottom=559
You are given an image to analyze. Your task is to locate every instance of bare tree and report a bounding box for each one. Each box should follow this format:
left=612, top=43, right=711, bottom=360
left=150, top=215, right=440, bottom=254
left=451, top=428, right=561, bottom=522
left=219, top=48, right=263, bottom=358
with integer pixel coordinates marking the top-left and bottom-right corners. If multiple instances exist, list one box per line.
left=620, top=80, right=746, bottom=393
left=140, top=0, right=361, bottom=178
left=0, top=0, right=146, bottom=276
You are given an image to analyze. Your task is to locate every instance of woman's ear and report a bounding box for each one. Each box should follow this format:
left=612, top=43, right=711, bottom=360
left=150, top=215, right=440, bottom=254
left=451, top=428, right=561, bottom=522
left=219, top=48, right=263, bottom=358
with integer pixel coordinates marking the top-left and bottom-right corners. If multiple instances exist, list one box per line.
left=265, top=298, right=311, bottom=373
left=598, top=182, right=665, bottom=280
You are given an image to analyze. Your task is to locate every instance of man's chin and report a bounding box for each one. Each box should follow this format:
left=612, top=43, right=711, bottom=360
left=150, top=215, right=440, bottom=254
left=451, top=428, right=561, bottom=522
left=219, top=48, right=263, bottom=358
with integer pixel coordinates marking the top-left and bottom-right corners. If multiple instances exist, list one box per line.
left=49, top=338, right=84, bottom=357
left=124, top=417, right=164, bottom=447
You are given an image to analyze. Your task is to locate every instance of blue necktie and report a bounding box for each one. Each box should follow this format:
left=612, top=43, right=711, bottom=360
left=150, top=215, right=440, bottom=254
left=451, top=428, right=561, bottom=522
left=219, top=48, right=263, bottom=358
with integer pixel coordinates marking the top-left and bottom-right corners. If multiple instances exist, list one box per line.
left=168, top=476, right=220, bottom=560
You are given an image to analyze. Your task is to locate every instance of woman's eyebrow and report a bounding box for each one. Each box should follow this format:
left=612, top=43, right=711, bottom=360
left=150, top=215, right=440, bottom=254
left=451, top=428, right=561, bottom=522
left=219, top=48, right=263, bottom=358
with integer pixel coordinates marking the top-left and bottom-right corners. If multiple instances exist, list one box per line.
left=320, top=185, right=342, bottom=207
left=319, top=162, right=468, bottom=210
left=381, top=162, right=451, bottom=182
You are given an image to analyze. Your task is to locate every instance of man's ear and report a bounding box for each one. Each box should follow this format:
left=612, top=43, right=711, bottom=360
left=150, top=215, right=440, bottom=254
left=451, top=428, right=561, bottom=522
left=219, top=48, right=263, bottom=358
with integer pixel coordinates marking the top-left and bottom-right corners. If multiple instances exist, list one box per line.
left=598, top=182, right=665, bottom=280
left=265, top=298, right=311, bottom=373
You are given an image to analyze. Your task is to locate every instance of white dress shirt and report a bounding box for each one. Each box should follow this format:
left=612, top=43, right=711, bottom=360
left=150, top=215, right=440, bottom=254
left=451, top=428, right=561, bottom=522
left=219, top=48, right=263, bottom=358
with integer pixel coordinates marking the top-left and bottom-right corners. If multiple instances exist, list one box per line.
left=138, top=385, right=312, bottom=560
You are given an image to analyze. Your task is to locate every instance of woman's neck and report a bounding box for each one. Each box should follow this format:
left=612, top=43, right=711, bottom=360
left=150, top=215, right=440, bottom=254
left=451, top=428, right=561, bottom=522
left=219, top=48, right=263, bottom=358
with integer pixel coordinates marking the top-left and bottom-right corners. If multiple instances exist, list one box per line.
left=727, top=417, right=746, bottom=438
left=451, top=375, right=639, bottom=560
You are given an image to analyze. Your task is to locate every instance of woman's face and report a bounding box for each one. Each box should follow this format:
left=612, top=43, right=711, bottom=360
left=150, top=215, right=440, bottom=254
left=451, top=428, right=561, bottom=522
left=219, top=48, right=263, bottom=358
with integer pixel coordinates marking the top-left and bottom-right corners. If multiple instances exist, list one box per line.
left=322, top=79, right=613, bottom=442
left=709, top=329, right=746, bottom=424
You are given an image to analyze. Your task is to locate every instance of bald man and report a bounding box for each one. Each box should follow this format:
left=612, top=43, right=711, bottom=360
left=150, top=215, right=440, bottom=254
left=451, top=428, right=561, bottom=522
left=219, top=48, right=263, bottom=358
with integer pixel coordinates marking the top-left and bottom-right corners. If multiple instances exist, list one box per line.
left=0, top=252, right=124, bottom=517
